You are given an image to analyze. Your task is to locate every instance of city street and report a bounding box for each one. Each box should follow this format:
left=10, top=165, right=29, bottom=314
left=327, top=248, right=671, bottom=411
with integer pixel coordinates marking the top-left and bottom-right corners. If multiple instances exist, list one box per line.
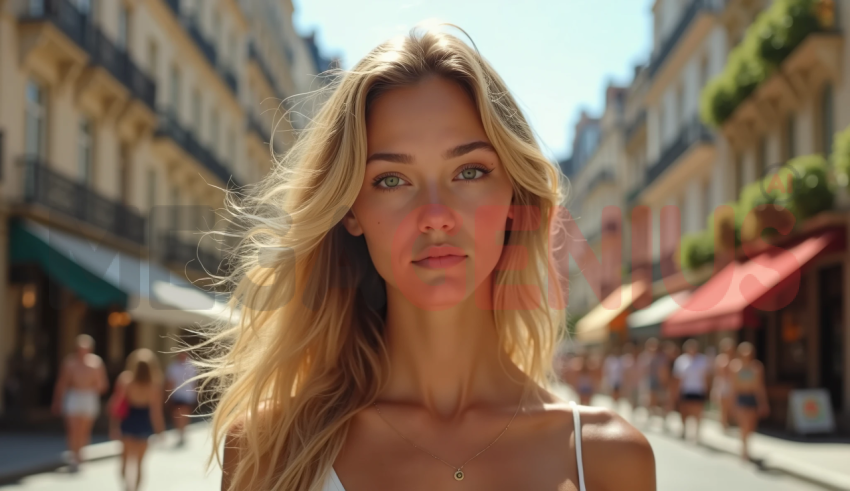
left=0, top=416, right=820, bottom=490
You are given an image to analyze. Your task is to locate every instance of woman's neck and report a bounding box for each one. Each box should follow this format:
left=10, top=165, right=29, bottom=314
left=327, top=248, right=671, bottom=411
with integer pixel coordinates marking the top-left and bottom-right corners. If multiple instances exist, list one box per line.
left=378, top=281, right=526, bottom=419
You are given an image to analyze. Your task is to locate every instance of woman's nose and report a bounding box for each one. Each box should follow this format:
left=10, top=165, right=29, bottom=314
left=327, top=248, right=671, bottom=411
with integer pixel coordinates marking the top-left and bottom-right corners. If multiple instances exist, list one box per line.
left=417, top=203, right=457, bottom=234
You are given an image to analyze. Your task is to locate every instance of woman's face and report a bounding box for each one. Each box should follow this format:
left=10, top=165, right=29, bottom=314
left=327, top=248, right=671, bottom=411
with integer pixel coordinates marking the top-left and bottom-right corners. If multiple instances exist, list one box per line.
left=343, top=75, right=514, bottom=310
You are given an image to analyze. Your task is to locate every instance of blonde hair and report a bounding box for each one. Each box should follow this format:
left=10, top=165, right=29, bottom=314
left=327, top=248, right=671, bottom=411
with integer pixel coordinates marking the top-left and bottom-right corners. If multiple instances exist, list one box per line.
left=199, top=23, right=568, bottom=491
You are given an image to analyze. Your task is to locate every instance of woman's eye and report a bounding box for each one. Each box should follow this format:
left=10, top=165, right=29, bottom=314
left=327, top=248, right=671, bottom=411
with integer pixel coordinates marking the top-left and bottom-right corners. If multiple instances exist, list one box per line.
left=377, top=175, right=407, bottom=188
left=456, top=168, right=485, bottom=180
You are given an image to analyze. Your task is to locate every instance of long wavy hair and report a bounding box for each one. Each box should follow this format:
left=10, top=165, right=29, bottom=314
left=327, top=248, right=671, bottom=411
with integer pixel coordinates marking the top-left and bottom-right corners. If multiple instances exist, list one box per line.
left=198, top=23, right=569, bottom=491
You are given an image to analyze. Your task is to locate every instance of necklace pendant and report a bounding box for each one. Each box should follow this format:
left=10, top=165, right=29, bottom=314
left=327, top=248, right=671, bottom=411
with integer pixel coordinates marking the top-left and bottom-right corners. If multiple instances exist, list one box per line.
left=454, top=470, right=464, bottom=481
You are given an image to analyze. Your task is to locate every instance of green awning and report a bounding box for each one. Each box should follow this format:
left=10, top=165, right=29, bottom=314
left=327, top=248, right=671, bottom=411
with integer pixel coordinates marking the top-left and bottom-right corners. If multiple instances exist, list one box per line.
left=9, top=219, right=128, bottom=309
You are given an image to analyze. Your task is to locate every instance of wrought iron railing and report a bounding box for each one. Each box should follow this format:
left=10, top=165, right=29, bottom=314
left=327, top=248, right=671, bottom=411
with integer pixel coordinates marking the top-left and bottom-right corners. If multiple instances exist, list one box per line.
left=161, top=234, right=221, bottom=273
left=645, top=117, right=713, bottom=186
left=18, top=157, right=146, bottom=245
left=155, top=111, right=237, bottom=186
left=648, top=0, right=721, bottom=77
left=187, top=20, right=217, bottom=67
left=248, top=41, right=278, bottom=92
left=19, top=0, right=156, bottom=110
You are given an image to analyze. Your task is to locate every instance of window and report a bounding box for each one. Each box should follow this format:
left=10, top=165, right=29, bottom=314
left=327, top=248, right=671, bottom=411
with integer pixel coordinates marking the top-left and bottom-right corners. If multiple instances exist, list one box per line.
left=227, top=129, right=236, bottom=166
left=756, top=136, right=767, bottom=179
left=171, top=186, right=180, bottom=230
left=25, top=80, right=47, bottom=159
left=78, top=117, right=94, bottom=185
left=117, top=4, right=129, bottom=50
left=119, top=143, right=130, bottom=203
left=213, top=12, right=221, bottom=56
left=210, top=109, right=220, bottom=155
left=703, top=178, right=712, bottom=223
left=229, top=33, right=237, bottom=67
left=147, top=39, right=158, bottom=79
left=676, top=83, right=686, bottom=127
left=169, top=65, right=181, bottom=117
left=147, top=168, right=156, bottom=210
left=785, top=113, right=796, bottom=161
left=822, top=84, right=834, bottom=156
left=191, top=88, right=202, bottom=135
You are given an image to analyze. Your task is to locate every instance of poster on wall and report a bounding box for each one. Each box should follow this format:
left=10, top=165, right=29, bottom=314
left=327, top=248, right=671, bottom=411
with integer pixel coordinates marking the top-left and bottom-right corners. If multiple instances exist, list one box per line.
left=787, top=389, right=836, bottom=434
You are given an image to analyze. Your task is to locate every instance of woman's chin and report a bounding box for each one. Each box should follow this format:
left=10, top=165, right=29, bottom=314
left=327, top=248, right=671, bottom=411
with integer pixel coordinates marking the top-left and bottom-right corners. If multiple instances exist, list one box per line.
left=395, top=277, right=474, bottom=311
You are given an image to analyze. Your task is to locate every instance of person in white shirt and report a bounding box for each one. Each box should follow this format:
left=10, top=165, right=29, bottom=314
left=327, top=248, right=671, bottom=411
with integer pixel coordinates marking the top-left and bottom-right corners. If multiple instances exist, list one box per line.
left=672, top=339, right=710, bottom=443
left=165, top=352, right=198, bottom=447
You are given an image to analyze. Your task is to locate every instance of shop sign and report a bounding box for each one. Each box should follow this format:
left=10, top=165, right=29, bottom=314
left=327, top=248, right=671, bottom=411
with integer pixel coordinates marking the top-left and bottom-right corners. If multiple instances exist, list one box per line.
left=787, top=389, right=836, bottom=434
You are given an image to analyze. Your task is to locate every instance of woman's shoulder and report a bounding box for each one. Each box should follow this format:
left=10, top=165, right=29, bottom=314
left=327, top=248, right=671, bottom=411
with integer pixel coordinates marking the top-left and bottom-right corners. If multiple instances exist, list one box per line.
left=538, top=400, right=655, bottom=490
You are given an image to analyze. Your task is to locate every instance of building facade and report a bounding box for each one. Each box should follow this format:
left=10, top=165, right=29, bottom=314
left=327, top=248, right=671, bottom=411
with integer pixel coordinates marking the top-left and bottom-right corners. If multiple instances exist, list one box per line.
left=568, top=0, right=850, bottom=428
left=0, top=0, right=328, bottom=424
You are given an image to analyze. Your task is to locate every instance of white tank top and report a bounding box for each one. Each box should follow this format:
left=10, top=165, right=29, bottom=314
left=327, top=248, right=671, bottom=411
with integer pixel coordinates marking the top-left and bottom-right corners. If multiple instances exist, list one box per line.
left=321, top=401, right=587, bottom=491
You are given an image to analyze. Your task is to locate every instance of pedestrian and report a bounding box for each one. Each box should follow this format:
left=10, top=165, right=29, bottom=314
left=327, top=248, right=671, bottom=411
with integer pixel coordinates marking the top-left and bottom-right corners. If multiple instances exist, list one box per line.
left=204, top=26, right=655, bottom=491
left=662, top=341, right=681, bottom=420
left=672, top=339, right=711, bottom=443
left=620, top=342, right=639, bottom=411
left=637, top=337, right=668, bottom=424
left=108, top=348, right=166, bottom=491
left=730, top=342, right=769, bottom=461
left=165, top=351, right=198, bottom=447
left=603, top=345, right=624, bottom=405
left=712, top=338, right=737, bottom=431
left=51, top=334, right=109, bottom=473
left=568, top=350, right=597, bottom=406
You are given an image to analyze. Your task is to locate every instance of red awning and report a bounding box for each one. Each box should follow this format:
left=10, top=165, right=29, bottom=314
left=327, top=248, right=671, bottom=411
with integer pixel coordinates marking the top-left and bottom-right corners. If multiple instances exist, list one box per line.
left=662, top=231, right=841, bottom=337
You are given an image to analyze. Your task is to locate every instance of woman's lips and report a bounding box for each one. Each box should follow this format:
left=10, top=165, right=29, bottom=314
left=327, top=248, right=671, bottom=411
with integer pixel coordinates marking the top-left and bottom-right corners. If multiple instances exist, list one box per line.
left=412, top=255, right=467, bottom=269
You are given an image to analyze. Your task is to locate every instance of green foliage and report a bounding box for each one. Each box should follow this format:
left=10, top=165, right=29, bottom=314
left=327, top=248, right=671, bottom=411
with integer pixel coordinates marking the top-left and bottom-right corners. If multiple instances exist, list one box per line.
left=680, top=231, right=715, bottom=271
left=758, top=0, right=823, bottom=64
left=785, top=154, right=834, bottom=218
left=700, top=0, right=830, bottom=127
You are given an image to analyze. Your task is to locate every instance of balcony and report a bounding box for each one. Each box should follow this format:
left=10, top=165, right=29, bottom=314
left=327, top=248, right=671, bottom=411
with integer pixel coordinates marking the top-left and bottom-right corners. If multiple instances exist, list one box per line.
left=186, top=20, right=217, bottom=67
left=18, top=0, right=156, bottom=111
left=155, top=111, right=238, bottom=187
left=646, top=117, right=713, bottom=186
left=15, top=157, right=146, bottom=245
left=160, top=234, right=221, bottom=274
left=248, top=41, right=278, bottom=93
left=219, top=67, right=238, bottom=94
left=648, top=0, right=722, bottom=78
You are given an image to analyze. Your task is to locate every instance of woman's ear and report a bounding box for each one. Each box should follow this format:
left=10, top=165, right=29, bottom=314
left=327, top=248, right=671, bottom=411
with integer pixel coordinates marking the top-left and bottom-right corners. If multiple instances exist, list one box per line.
left=342, top=208, right=364, bottom=236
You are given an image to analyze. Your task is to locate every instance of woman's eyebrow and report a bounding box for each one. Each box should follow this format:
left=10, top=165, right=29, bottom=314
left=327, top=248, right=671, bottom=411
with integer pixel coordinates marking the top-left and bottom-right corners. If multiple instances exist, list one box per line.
left=366, top=140, right=495, bottom=164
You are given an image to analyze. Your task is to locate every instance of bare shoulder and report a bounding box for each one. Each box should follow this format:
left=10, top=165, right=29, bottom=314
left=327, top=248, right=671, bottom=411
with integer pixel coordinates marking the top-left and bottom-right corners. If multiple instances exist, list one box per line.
left=577, top=405, right=656, bottom=491
left=84, top=353, right=105, bottom=368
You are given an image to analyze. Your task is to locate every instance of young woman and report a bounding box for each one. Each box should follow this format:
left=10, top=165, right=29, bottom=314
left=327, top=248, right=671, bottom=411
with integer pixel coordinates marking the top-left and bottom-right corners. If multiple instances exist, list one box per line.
left=711, top=338, right=736, bottom=431
left=730, top=342, right=769, bottom=461
left=204, top=25, right=655, bottom=491
left=109, top=349, right=166, bottom=491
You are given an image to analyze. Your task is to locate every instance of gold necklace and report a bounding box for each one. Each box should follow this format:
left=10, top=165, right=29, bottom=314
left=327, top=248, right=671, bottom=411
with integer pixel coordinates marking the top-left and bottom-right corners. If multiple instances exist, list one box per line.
left=372, top=390, right=525, bottom=482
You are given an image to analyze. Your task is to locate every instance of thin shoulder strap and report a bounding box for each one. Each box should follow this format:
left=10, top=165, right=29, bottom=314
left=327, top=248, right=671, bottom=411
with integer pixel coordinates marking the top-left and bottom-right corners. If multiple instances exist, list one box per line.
left=570, top=401, right=587, bottom=491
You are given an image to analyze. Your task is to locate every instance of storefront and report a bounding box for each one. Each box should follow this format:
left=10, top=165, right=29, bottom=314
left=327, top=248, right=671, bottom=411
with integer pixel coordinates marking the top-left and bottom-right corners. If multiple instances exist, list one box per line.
left=662, top=223, right=849, bottom=430
left=2, top=219, right=236, bottom=426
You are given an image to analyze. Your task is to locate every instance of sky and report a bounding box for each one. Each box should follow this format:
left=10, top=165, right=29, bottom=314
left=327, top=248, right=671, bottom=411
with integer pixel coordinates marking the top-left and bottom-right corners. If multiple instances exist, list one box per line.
left=291, top=0, right=654, bottom=163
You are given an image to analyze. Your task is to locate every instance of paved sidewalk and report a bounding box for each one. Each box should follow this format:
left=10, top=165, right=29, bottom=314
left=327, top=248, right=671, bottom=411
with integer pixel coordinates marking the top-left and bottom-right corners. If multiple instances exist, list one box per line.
left=595, top=392, right=850, bottom=491
left=0, top=433, right=116, bottom=485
